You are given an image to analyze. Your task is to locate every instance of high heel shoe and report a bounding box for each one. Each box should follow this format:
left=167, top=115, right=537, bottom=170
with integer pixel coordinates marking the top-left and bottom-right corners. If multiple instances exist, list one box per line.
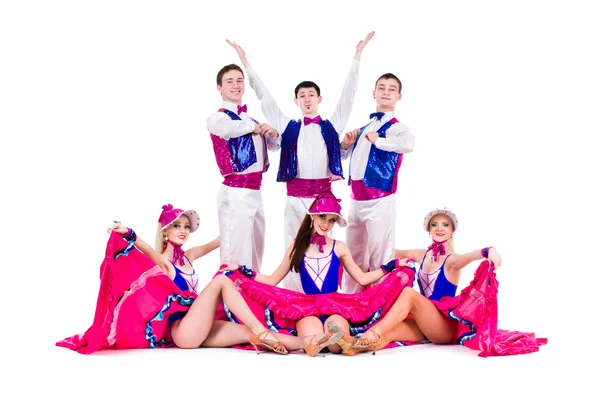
left=352, top=330, right=383, bottom=355
left=304, top=330, right=343, bottom=357
left=249, top=331, right=288, bottom=355
left=326, top=321, right=357, bottom=356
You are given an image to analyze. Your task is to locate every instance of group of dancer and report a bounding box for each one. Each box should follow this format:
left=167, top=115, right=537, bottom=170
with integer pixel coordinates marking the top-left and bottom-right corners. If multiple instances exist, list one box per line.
left=57, top=32, right=547, bottom=357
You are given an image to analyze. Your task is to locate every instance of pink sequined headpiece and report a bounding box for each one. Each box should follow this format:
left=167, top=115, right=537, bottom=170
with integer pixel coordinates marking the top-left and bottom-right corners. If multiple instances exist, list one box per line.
left=307, top=191, right=347, bottom=227
left=158, top=204, right=200, bottom=232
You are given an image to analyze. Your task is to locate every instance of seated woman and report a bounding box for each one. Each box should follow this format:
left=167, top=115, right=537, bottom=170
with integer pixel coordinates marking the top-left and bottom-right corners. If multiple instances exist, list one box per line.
left=58, top=204, right=336, bottom=355
left=220, top=191, right=401, bottom=355
left=329, top=208, right=546, bottom=357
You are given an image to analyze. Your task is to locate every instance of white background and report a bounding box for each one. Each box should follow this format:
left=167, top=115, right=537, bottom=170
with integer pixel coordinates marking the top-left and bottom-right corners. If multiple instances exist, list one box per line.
left=1, top=0, right=598, bottom=399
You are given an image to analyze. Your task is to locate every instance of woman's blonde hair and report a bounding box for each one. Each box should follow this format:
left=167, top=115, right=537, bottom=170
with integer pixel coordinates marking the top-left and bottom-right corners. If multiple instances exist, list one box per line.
left=155, top=223, right=166, bottom=253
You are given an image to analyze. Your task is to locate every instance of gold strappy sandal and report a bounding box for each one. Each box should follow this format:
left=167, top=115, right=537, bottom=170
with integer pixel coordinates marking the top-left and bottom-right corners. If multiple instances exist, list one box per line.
left=249, top=331, right=288, bottom=355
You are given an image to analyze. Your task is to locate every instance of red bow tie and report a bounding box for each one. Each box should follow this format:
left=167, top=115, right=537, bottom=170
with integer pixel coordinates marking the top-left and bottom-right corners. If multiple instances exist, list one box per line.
left=237, top=104, right=247, bottom=115
left=303, top=115, right=322, bottom=125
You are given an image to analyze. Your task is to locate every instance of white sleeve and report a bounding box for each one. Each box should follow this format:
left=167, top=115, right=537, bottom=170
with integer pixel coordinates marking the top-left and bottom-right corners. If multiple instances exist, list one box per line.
left=265, top=134, right=282, bottom=151
left=207, top=112, right=255, bottom=139
left=373, top=124, right=414, bottom=154
left=246, top=65, right=291, bottom=134
left=341, top=146, right=354, bottom=161
left=329, top=60, right=360, bottom=134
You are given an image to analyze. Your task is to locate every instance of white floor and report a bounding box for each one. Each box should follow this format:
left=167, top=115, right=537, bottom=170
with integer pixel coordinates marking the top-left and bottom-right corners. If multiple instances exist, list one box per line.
left=9, top=333, right=587, bottom=400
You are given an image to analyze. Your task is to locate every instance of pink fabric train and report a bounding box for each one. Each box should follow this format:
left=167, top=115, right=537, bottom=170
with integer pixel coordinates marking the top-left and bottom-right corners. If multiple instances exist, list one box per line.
left=56, top=231, right=196, bottom=354
left=430, top=260, right=548, bottom=357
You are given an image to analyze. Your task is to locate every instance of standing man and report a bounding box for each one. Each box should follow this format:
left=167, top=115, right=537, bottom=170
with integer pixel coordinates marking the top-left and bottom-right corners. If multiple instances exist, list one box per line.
left=340, top=72, right=414, bottom=293
left=207, top=64, right=279, bottom=272
left=226, top=32, right=374, bottom=290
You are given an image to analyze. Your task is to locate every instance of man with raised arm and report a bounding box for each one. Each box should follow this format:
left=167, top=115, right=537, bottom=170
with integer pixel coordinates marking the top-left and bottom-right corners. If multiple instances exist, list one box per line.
left=227, top=32, right=374, bottom=290
left=207, top=63, right=280, bottom=273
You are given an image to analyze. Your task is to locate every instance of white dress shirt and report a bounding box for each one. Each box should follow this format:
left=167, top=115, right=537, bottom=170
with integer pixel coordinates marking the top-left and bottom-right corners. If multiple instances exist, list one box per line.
left=246, top=61, right=360, bottom=179
left=344, top=111, right=414, bottom=180
left=206, top=101, right=278, bottom=174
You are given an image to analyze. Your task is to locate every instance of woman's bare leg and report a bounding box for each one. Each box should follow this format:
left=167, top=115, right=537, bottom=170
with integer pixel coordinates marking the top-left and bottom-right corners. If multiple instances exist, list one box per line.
left=201, top=321, right=308, bottom=351
left=295, top=316, right=326, bottom=355
left=171, top=275, right=281, bottom=349
left=200, top=321, right=251, bottom=347
left=358, top=287, right=455, bottom=345
left=383, top=318, right=425, bottom=344
left=323, top=315, right=349, bottom=354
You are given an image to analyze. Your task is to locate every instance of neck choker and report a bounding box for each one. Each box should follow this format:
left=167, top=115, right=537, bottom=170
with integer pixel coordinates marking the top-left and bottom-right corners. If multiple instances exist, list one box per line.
left=310, top=232, right=327, bottom=253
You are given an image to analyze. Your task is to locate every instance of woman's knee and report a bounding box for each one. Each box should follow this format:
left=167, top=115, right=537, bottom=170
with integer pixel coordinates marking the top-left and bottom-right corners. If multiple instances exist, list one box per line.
left=297, top=315, right=322, bottom=327
left=400, top=287, right=418, bottom=305
left=210, top=274, right=232, bottom=288
left=324, top=314, right=348, bottom=329
left=296, top=316, right=324, bottom=334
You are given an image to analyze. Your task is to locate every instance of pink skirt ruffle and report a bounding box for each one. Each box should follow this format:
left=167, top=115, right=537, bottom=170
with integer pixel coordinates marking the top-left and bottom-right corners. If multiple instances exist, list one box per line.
left=56, top=232, right=195, bottom=354
left=216, top=261, right=547, bottom=357
left=215, top=267, right=415, bottom=334
left=431, top=260, right=548, bottom=357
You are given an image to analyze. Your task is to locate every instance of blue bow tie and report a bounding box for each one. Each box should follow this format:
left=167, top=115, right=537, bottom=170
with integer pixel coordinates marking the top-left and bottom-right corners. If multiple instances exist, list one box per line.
left=370, top=112, right=385, bottom=120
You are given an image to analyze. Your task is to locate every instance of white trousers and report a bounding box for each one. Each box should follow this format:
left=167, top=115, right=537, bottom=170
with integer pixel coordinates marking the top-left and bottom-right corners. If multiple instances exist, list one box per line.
left=341, top=194, right=396, bottom=294
left=217, top=185, right=265, bottom=272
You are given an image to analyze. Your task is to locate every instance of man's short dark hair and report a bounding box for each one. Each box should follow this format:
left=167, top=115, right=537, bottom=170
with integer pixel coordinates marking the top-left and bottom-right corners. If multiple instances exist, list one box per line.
left=294, top=81, right=321, bottom=97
